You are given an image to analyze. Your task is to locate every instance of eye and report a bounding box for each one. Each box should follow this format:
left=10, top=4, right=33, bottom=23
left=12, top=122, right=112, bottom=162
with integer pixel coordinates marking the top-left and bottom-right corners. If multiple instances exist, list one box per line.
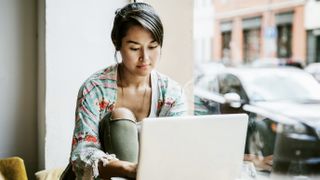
left=149, top=44, right=159, bottom=49
left=130, top=47, right=139, bottom=51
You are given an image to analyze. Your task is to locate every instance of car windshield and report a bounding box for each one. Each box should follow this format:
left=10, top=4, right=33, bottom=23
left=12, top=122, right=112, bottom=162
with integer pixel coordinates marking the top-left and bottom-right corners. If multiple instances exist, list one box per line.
left=239, top=69, right=320, bottom=102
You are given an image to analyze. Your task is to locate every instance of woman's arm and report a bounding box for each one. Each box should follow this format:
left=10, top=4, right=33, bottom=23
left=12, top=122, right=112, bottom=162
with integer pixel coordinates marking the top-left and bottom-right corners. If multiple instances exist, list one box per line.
left=71, top=80, right=117, bottom=178
left=71, top=79, right=139, bottom=178
left=98, top=160, right=137, bottom=179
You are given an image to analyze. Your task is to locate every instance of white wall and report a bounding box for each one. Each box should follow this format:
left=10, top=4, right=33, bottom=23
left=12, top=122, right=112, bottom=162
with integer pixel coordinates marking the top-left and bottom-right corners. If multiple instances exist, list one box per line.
left=40, top=0, right=127, bottom=169
left=0, top=0, right=38, bottom=177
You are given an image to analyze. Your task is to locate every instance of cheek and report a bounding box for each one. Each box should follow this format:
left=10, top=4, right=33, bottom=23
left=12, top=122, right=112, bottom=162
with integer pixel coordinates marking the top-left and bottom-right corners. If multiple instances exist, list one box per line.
left=151, top=49, right=161, bottom=61
left=121, top=50, right=137, bottom=61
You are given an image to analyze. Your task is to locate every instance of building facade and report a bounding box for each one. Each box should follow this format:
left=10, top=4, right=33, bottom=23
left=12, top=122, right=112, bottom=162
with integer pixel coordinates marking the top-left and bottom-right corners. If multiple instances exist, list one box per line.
left=305, top=0, right=320, bottom=64
left=213, top=0, right=310, bottom=66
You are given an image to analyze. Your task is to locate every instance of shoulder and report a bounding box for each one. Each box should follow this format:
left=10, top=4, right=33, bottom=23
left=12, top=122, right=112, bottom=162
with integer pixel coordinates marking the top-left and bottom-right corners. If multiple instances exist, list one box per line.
left=78, top=64, right=118, bottom=97
left=153, top=71, right=182, bottom=92
left=84, top=64, right=117, bottom=84
left=153, top=71, right=184, bottom=101
left=153, top=71, right=187, bottom=116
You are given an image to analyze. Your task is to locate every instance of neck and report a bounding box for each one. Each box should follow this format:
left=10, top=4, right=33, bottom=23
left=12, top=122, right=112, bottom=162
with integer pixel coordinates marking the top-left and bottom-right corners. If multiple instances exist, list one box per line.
left=118, top=63, right=150, bottom=88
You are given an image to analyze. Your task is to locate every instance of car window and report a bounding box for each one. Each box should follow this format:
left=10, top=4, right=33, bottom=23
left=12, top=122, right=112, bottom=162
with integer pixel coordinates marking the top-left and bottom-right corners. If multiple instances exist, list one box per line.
left=218, top=74, right=248, bottom=101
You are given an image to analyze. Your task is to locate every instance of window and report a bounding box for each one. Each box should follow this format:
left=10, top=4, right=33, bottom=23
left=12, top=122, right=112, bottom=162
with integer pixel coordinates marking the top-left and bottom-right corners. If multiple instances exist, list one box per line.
left=220, top=21, right=232, bottom=64
left=219, top=74, right=242, bottom=95
left=276, top=12, right=293, bottom=58
left=221, top=31, right=232, bottom=63
left=277, top=24, right=292, bottom=58
left=317, top=35, right=320, bottom=62
left=242, top=17, right=262, bottom=63
left=218, top=74, right=248, bottom=114
left=243, top=29, right=261, bottom=63
left=307, top=29, right=320, bottom=63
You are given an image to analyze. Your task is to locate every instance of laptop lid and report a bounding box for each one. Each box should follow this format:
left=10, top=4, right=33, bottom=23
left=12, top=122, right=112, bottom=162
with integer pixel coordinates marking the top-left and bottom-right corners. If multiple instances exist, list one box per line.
left=136, top=114, right=248, bottom=180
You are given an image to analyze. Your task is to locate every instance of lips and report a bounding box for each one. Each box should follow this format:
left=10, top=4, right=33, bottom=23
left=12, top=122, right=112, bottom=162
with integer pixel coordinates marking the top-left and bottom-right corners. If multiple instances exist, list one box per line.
left=137, top=64, right=149, bottom=68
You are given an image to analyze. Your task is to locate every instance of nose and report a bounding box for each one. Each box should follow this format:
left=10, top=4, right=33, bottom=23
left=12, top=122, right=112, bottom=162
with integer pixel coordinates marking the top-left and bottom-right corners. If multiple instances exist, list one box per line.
left=139, top=48, right=149, bottom=62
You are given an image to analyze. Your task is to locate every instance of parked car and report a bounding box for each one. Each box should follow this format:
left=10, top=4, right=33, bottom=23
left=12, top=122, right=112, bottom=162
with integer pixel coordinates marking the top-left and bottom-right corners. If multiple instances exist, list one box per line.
left=250, top=58, right=304, bottom=69
left=194, top=67, right=320, bottom=175
left=305, top=62, right=320, bottom=83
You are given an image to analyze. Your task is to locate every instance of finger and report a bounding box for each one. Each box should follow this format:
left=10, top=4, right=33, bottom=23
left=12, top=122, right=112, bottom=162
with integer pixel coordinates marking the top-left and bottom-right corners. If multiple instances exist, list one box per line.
left=257, top=163, right=272, bottom=171
left=265, top=155, right=273, bottom=161
left=264, top=156, right=273, bottom=166
left=264, top=164, right=272, bottom=172
left=266, top=160, right=273, bottom=166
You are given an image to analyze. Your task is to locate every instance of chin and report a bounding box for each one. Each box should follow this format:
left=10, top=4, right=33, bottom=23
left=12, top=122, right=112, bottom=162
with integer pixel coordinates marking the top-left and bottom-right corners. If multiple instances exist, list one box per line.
left=137, top=71, right=151, bottom=77
left=136, top=69, right=152, bottom=77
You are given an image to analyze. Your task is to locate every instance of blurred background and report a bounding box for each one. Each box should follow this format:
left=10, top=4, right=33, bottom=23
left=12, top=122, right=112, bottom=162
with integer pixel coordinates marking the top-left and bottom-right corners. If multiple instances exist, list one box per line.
left=194, top=0, right=320, bottom=178
left=194, top=0, right=320, bottom=66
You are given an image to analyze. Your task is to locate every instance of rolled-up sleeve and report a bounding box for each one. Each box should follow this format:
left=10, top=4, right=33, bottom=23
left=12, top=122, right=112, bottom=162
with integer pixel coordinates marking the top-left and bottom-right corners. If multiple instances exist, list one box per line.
left=71, top=81, right=116, bottom=179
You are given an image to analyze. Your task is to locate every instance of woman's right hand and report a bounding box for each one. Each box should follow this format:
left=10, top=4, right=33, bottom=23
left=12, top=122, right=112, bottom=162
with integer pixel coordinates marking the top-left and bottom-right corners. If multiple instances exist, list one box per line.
left=98, top=159, right=137, bottom=179
left=244, top=154, right=273, bottom=172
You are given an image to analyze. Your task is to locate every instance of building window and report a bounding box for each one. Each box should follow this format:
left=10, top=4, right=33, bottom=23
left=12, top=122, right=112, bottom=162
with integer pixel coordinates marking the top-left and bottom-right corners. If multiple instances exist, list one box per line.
left=308, top=29, right=320, bottom=63
left=222, top=31, right=232, bottom=63
left=275, top=12, right=293, bottom=58
left=317, top=35, right=320, bottom=62
left=277, top=24, right=292, bottom=58
left=220, top=21, right=232, bottom=64
left=243, top=29, right=261, bottom=63
left=242, top=17, right=262, bottom=63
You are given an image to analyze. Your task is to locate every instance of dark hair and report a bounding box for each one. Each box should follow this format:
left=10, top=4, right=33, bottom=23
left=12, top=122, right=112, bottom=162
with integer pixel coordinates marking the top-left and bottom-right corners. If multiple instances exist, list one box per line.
left=111, top=2, right=164, bottom=51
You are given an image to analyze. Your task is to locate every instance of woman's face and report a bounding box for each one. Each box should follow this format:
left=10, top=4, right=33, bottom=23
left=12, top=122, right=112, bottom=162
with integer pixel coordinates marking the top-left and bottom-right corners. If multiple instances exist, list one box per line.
left=119, top=25, right=161, bottom=77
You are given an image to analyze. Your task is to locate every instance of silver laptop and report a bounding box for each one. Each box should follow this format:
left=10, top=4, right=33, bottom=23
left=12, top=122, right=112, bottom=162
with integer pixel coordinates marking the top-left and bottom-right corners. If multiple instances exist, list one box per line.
left=136, top=114, right=248, bottom=180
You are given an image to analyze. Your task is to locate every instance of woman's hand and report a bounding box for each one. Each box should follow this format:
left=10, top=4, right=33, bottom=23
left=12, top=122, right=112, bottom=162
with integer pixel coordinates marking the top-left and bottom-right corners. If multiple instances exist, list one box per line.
left=98, top=159, right=137, bottom=179
left=244, top=154, right=273, bottom=172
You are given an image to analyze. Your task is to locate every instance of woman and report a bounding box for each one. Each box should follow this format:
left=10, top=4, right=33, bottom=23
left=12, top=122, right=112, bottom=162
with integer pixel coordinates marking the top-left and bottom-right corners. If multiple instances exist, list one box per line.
left=65, top=2, right=187, bottom=179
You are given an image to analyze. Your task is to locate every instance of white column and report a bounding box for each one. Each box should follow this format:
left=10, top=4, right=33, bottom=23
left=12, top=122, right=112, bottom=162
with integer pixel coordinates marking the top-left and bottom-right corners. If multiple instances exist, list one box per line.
left=145, top=0, right=194, bottom=113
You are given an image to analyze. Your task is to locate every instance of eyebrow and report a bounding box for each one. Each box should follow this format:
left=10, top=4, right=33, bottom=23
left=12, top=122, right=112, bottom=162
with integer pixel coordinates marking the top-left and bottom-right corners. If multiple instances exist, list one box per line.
left=126, top=40, right=157, bottom=45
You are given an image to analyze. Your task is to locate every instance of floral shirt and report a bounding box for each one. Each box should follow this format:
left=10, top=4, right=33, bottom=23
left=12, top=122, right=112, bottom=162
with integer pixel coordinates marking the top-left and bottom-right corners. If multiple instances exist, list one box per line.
left=70, top=64, right=187, bottom=179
